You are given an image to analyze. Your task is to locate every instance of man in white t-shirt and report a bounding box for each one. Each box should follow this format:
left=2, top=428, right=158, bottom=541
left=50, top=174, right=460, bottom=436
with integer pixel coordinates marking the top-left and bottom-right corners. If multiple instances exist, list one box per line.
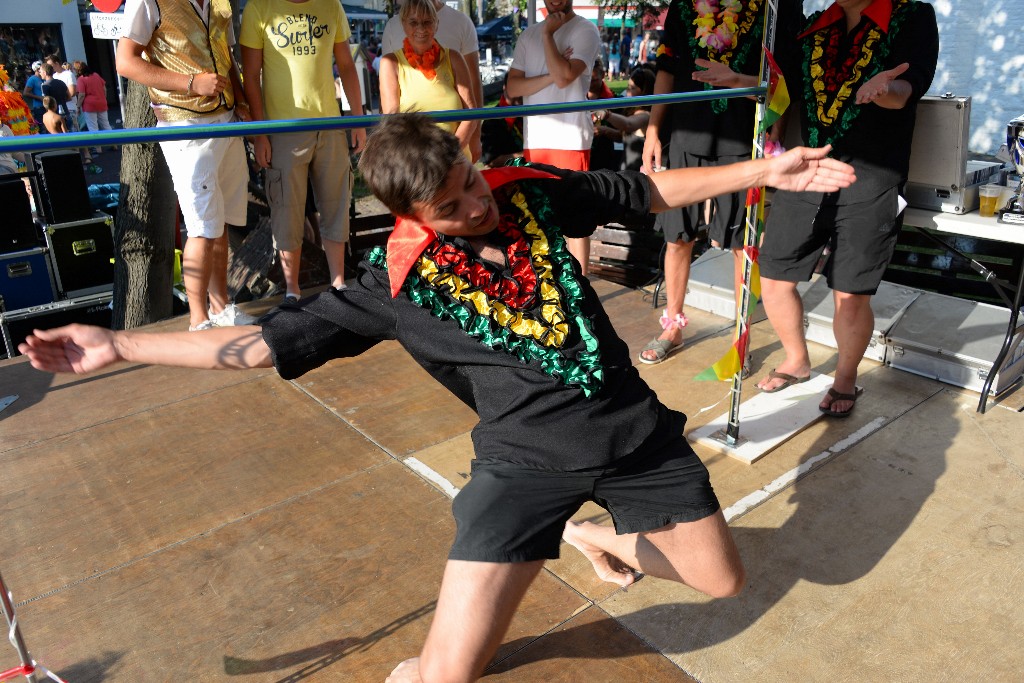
left=45, top=54, right=78, bottom=132
left=381, top=0, right=481, bottom=159
left=507, top=0, right=600, bottom=273
left=117, top=0, right=257, bottom=331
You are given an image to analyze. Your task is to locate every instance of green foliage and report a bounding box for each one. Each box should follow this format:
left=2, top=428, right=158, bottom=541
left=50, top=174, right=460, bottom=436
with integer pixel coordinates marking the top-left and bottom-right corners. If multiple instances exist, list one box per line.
left=599, top=0, right=672, bottom=28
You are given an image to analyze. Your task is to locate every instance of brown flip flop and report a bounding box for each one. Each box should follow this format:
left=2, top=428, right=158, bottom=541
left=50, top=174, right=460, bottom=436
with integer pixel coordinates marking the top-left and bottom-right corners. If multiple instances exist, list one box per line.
left=759, top=369, right=810, bottom=393
left=819, top=387, right=860, bottom=418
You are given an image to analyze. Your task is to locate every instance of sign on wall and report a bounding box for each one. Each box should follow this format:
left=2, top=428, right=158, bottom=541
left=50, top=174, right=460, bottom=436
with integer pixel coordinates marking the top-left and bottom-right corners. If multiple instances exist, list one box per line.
left=89, top=12, right=125, bottom=40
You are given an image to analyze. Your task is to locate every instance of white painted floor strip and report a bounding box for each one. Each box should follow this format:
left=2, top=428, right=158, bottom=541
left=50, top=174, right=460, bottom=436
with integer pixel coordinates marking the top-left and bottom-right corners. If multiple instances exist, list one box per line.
left=402, top=411, right=889, bottom=529
left=722, top=416, right=888, bottom=522
left=403, top=456, right=461, bottom=499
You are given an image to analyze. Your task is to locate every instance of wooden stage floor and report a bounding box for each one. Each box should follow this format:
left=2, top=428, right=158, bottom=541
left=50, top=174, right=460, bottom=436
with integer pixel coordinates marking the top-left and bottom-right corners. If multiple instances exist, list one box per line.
left=2, top=278, right=1023, bottom=682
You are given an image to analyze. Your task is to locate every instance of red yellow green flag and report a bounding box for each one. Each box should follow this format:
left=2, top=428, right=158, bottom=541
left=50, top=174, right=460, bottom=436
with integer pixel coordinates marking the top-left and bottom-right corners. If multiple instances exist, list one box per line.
left=758, top=48, right=789, bottom=134
left=696, top=188, right=765, bottom=381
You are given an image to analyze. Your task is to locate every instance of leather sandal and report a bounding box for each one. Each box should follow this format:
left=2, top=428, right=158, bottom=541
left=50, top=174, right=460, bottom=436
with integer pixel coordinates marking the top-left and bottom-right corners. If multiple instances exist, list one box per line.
left=638, top=310, right=687, bottom=365
left=758, top=369, right=810, bottom=393
left=819, top=387, right=859, bottom=418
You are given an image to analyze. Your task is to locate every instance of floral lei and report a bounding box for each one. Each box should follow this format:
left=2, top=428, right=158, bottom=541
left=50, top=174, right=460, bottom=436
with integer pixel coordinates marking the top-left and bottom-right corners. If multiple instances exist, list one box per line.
left=367, top=183, right=605, bottom=397
left=677, top=0, right=763, bottom=114
left=403, top=37, right=441, bottom=81
left=801, top=0, right=914, bottom=147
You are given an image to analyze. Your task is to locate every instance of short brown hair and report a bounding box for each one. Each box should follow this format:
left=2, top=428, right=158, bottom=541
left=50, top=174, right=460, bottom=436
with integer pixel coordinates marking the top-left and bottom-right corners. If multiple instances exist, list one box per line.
left=358, top=114, right=463, bottom=217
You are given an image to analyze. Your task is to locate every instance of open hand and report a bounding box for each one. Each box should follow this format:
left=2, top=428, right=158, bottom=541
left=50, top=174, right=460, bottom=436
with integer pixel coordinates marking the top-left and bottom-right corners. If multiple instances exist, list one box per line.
left=855, top=63, right=909, bottom=105
left=692, top=58, right=740, bottom=88
left=765, top=145, right=857, bottom=193
left=18, top=325, right=121, bottom=375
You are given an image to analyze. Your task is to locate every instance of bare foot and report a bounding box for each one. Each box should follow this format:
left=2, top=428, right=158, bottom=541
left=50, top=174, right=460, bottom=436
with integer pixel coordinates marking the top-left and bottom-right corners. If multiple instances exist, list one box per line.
left=385, top=657, right=422, bottom=682
left=562, top=521, right=637, bottom=588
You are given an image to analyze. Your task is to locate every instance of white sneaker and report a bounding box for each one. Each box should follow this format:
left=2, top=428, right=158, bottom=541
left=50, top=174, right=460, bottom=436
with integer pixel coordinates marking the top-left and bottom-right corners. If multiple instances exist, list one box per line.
left=209, top=303, right=258, bottom=326
left=189, top=319, right=216, bottom=332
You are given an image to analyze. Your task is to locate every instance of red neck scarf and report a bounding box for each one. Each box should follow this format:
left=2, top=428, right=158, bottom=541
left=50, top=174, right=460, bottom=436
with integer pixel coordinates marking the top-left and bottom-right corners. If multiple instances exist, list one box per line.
left=402, top=38, right=441, bottom=80
left=386, top=166, right=561, bottom=298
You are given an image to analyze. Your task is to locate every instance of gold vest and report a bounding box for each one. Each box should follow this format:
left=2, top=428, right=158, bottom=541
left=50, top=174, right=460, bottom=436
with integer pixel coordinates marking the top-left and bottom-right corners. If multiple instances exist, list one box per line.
left=145, top=0, right=236, bottom=122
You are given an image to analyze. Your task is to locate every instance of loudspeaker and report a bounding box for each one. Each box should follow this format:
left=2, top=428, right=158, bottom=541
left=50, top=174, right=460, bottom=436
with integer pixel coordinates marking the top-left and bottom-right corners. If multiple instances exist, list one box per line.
left=0, top=178, right=40, bottom=255
left=34, top=150, right=93, bottom=225
left=1, top=291, right=112, bottom=359
left=42, top=212, right=115, bottom=298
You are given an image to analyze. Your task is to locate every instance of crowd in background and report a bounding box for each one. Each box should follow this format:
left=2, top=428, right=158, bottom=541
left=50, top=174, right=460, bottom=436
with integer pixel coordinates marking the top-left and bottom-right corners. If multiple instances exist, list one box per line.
left=1, top=0, right=940, bottom=420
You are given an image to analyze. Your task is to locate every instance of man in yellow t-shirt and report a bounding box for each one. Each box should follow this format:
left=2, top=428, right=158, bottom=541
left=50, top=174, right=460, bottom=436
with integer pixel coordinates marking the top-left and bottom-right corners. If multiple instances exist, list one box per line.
left=241, top=0, right=366, bottom=301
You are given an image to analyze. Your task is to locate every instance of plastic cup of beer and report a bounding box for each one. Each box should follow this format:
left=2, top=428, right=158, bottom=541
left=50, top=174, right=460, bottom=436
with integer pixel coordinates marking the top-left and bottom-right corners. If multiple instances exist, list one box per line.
left=978, top=184, right=1002, bottom=217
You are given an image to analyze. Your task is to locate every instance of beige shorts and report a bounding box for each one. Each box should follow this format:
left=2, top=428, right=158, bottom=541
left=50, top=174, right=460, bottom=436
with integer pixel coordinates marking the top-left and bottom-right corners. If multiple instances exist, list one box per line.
left=159, top=133, right=247, bottom=238
left=265, top=130, right=353, bottom=251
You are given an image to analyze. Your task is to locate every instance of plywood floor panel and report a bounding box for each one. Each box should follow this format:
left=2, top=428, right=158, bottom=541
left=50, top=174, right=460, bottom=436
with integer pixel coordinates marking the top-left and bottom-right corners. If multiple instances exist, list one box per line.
left=10, top=461, right=605, bottom=682
left=0, top=355, right=274, bottom=453
left=2, top=376, right=388, bottom=599
left=597, top=388, right=1024, bottom=682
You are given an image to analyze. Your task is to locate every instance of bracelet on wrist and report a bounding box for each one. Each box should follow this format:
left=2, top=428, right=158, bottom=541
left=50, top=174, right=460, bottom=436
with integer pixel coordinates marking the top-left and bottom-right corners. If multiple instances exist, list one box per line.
left=186, top=73, right=196, bottom=95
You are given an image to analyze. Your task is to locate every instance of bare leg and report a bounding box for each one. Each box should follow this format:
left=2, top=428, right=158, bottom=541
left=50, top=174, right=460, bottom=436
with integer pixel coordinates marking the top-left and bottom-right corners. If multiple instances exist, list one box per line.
left=566, top=236, right=591, bottom=277
left=822, top=291, right=873, bottom=413
left=756, top=277, right=811, bottom=391
left=563, top=511, right=744, bottom=598
left=182, top=235, right=214, bottom=328
left=387, top=560, right=545, bottom=683
left=279, top=246, right=303, bottom=298
left=640, top=239, right=694, bottom=362
left=207, top=232, right=230, bottom=314
left=322, top=237, right=347, bottom=289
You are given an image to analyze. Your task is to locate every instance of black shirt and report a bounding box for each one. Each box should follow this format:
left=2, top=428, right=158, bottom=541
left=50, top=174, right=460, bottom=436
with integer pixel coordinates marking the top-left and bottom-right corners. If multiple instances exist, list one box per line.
left=656, top=0, right=802, bottom=157
left=260, top=167, right=686, bottom=471
left=780, top=0, right=939, bottom=202
left=41, top=78, right=69, bottom=116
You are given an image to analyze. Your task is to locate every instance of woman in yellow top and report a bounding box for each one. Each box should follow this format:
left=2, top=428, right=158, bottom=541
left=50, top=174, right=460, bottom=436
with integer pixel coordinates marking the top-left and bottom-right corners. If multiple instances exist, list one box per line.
left=378, top=0, right=478, bottom=157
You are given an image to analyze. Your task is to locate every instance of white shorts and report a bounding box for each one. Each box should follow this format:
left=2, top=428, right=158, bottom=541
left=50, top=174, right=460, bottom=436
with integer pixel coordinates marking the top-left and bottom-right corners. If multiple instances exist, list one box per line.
left=159, top=133, right=247, bottom=238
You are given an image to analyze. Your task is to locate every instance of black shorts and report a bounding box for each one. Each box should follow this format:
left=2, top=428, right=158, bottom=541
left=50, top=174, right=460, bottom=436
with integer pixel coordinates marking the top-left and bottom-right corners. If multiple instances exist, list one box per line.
left=655, top=151, right=747, bottom=247
left=448, top=435, right=720, bottom=563
left=760, top=186, right=903, bottom=295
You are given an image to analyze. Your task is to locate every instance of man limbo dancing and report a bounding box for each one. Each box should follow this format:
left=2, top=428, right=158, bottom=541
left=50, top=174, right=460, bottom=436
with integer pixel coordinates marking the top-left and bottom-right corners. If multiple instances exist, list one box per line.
left=20, top=114, right=855, bottom=683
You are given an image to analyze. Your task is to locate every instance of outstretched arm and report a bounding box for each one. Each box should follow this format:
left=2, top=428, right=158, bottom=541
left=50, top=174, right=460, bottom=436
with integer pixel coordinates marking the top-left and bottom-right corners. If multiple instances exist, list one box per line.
left=19, top=325, right=272, bottom=375
left=648, top=145, right=856, bottom=213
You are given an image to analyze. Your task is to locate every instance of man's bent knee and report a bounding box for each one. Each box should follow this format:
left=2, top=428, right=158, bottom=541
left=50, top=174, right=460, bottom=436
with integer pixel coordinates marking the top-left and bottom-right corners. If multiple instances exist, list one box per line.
left=707, top=565, right=746, bottom=599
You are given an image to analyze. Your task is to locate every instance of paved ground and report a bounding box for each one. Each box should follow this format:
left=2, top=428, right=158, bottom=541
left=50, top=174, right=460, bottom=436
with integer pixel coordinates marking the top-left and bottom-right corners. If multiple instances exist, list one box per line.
left=2, top=276, right=1022, bottom=682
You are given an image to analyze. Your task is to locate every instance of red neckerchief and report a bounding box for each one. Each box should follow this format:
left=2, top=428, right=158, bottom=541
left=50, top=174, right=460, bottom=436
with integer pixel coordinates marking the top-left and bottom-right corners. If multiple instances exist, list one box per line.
left=402, top=38, right=441, bottom=80
left=386, top=166, right=561, bottom=298
left=798, top=0, right=894, bottom=39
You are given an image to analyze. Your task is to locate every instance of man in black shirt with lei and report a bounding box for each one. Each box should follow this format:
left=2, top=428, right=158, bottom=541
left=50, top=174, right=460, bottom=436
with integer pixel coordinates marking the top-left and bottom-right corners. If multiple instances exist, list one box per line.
left=20, top=114, right=856, bottom=683
left=754, top=0, right=939, bottom=418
